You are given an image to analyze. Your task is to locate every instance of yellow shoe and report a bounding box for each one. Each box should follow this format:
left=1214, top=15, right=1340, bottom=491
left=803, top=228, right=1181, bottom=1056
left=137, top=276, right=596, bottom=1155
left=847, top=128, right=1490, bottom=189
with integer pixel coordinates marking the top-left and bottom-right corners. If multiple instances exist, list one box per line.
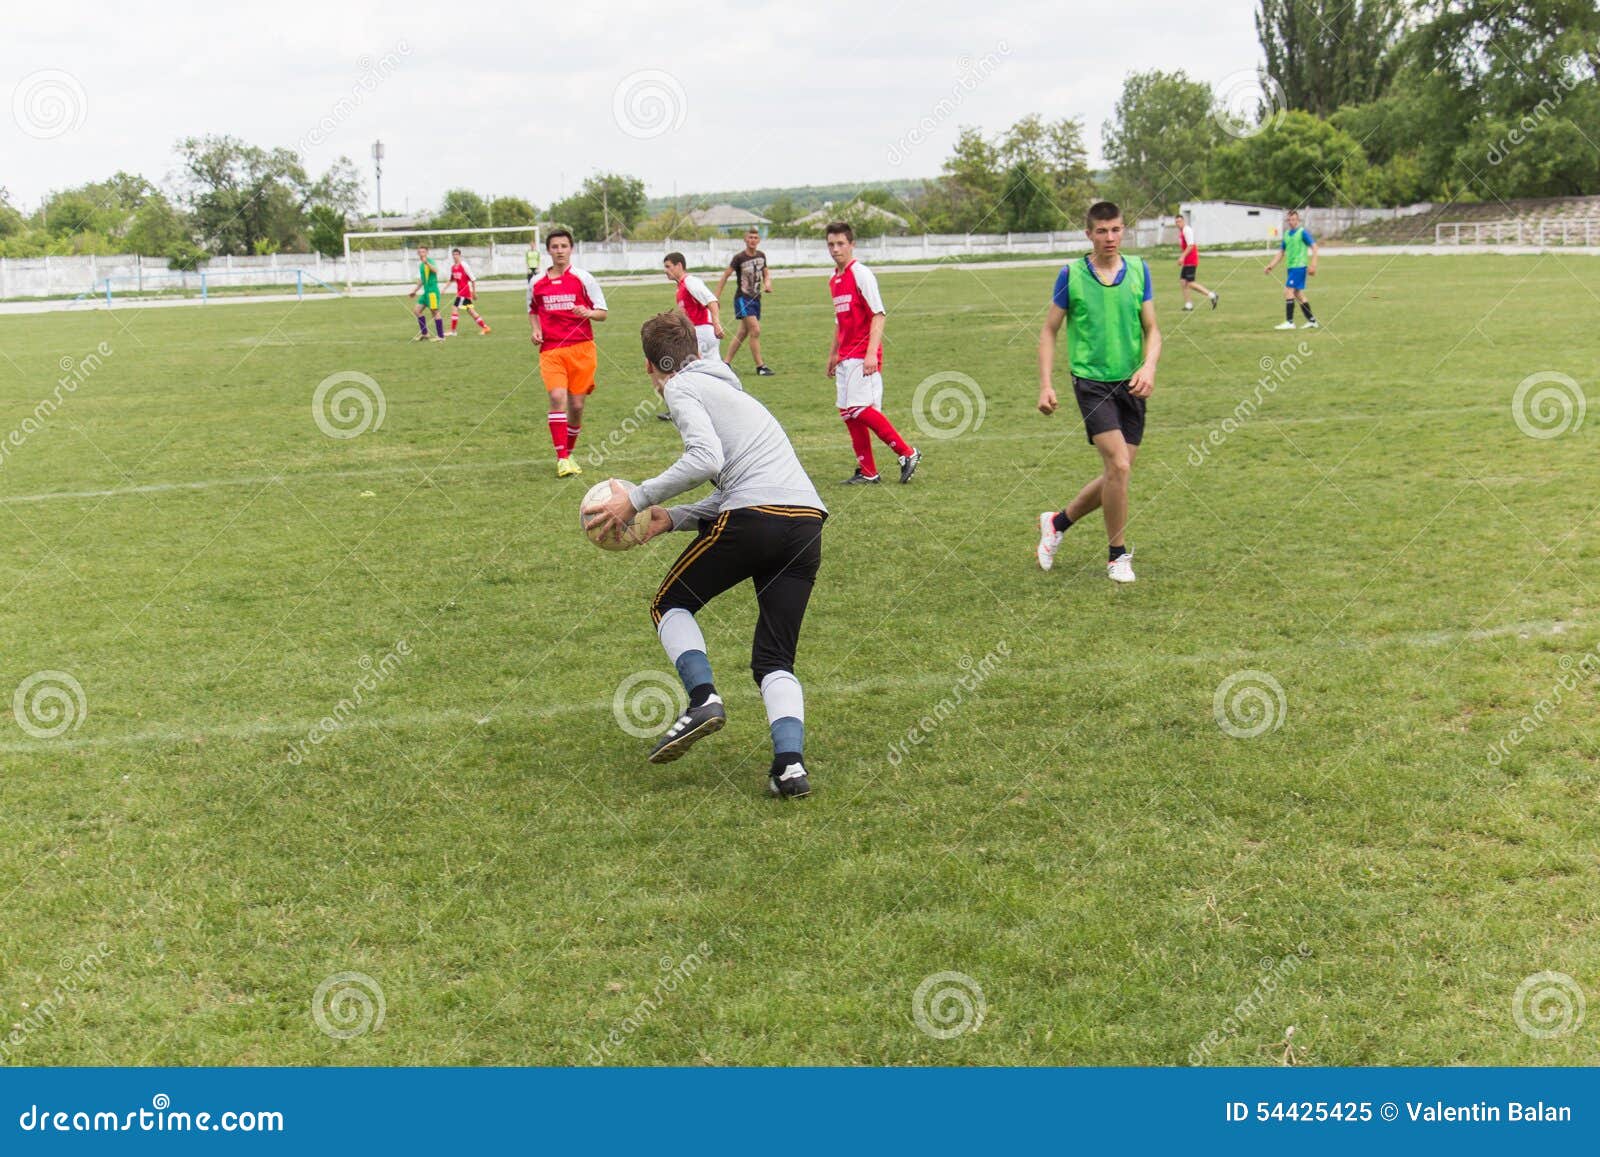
left=556, top=458, right=576, bottom=478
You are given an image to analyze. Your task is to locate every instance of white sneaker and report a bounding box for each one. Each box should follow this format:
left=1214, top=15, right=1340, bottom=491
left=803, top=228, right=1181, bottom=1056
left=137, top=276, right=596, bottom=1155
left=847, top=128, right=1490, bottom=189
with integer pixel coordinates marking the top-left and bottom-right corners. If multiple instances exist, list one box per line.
left=1182, top=302, right=1194, bottom=311
left=1107, top=550, right=1136, bottom=584
left=1304, top=320, right=1320, bottom=329
left=1274, top=321, right=1297, bottom=330
left=1036, top=512, right=1063, bottom=571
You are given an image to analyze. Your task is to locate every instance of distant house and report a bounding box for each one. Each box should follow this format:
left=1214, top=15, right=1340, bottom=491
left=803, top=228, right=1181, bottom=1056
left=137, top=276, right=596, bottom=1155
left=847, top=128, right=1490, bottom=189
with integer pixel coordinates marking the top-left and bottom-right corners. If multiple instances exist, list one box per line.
left=685, top=203, right=772, bottom=234
left=793, top=201, right=911, bottom=235
left=1177, top=200, right=1284, bottom=245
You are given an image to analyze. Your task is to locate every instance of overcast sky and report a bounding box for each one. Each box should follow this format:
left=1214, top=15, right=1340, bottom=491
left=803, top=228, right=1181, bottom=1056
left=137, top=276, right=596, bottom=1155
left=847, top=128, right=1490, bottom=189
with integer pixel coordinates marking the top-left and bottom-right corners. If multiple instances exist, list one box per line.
left=7, top=0, right=1263, bottom=214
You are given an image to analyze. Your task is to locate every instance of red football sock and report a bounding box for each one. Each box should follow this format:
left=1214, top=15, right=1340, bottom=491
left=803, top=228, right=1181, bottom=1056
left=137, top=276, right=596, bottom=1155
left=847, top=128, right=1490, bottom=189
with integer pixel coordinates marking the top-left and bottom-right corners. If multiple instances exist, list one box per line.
left=841, top=412, right=877, bottom=477
left=566, top=425, right=582, bottom=453
left=476, top=313, right=489, bottom=331
left=548, top=411, right=569, bottom=459
left=857, top=406, right=913, bottom=457
left=449, top=310, right=459, bottom=333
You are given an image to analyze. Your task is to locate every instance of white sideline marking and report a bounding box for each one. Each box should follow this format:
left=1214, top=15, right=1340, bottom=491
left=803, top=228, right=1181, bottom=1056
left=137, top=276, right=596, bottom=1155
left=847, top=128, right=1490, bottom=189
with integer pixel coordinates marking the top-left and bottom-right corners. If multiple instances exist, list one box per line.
left=0, top=405, right=1502, bottom=506
left=0, top=616, right=1578, bottom=755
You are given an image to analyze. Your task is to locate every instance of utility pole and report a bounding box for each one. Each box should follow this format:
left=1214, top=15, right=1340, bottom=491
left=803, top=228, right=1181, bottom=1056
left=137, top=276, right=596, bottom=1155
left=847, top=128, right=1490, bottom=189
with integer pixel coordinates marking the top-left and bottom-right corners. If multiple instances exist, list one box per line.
left=372, top=140, right=385, bottom=225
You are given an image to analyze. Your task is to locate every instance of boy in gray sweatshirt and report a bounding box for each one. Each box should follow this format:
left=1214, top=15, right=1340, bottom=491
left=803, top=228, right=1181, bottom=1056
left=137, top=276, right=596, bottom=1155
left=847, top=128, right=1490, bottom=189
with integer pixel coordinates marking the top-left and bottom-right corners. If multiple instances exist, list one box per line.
left=583, top=311, right=826, bottom=798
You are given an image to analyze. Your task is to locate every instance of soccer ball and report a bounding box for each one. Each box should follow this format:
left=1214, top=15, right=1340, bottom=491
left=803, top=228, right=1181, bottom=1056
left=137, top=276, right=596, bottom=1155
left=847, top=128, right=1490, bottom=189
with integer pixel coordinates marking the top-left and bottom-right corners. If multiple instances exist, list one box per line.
left=580, top=479, right=650, bottom=551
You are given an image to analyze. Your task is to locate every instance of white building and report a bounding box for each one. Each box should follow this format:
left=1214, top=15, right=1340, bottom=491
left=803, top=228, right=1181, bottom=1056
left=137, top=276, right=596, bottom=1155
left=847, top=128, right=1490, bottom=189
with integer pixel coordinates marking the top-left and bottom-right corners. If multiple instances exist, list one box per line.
left=1178, top=200, right=1285, bottom=246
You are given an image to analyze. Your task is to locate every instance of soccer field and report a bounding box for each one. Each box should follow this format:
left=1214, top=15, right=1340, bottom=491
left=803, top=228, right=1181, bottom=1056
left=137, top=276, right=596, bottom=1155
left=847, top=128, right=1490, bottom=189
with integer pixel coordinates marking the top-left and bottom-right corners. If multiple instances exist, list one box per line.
left=1, top=254, right=1596, bottom=1066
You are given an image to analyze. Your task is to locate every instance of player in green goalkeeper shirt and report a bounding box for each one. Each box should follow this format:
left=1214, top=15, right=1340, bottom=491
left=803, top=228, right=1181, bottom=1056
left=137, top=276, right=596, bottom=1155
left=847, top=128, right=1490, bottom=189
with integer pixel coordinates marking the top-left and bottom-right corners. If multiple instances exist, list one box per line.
left=406, top=246, right=446, bottom=342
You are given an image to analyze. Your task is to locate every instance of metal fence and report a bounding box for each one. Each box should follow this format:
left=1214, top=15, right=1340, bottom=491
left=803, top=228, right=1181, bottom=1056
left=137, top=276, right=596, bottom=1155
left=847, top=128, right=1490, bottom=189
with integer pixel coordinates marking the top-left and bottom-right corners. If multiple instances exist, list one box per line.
left=1435, top=219, right=1600, bottom=246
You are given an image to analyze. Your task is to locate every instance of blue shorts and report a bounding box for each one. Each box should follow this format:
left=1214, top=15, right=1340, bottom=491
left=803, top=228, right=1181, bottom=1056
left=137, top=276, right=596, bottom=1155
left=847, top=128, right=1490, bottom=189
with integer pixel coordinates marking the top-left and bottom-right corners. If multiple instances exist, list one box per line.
left=734, top=293, right=762, bottom=320
left=1285, top=267, right=1308, bottom=291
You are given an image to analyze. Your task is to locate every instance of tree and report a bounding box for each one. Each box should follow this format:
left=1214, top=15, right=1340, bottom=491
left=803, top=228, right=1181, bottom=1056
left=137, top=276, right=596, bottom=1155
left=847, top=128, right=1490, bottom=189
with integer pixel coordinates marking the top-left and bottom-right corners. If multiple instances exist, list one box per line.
left=433, top=188, right=489, bottom=229
left=124, top=196, right=190, bottom=254
left=174, top=136, right=359, bottom=255
left=765, top=196, right=799, bottom=226
left=1209, top=110, right=1369, bottom=206
left=488, top=195, right=538, bottom=225
left=1257, top=0, right=1404, bottom=116
left=308, top=205, right=347, bottom=257
left=1411, top=0, right=1600, bottom=114
left=1103, top=71, right=1222, bottom=214
left=545, top=173, right=647, bottom=240
left=1330, top=66, right=1473, bottom=203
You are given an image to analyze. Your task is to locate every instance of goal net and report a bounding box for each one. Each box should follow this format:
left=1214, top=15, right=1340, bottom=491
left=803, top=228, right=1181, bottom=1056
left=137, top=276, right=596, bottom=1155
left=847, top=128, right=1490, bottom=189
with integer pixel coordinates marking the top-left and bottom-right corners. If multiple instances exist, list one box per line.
left=341, top=225, right=542, bottom=291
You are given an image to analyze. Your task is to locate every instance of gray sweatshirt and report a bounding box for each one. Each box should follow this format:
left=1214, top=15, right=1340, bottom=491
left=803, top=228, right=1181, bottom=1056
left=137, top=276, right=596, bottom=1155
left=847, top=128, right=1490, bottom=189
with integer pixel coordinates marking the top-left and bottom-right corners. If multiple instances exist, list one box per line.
left=628, top=359, right=826, bottom=530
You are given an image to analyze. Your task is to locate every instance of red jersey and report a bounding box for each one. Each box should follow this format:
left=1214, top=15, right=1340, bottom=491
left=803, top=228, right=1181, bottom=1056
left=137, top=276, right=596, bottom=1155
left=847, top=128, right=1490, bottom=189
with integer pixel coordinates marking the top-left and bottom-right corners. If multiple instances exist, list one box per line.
left=1178, top=224, right=1199, bottom=266
left=829, top=259, right=886, bottom=361
left=676, top=274, right=715, bottom=327
left=529, top=266, right=609, bottom=349
left=448, top=260, right=475, bottom=295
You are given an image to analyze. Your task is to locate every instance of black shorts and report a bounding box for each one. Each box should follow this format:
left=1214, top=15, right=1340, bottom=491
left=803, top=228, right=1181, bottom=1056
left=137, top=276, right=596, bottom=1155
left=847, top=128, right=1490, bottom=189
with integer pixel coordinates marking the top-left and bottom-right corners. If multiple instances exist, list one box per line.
left=652, top=506, right=825, bottom=682
left=454, top=294, right=474, bottom=307
left=1179, top=265, right=1197, bottom=282
left=1072, top=376, right=1146, bottom=446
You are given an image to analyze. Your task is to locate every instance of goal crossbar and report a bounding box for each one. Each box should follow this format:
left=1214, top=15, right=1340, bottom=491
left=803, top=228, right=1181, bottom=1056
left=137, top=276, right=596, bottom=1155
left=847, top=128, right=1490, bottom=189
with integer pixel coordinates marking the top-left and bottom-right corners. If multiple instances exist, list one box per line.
left=341, top=224, right=541, bottom=290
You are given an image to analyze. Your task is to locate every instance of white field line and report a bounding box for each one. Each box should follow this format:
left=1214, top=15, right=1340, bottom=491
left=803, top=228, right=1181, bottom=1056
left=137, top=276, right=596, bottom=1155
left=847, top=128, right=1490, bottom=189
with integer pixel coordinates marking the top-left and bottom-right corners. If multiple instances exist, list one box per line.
left=0, top=616, right=1581, bottom=755
left=0, top=405, right=1503, bottom=506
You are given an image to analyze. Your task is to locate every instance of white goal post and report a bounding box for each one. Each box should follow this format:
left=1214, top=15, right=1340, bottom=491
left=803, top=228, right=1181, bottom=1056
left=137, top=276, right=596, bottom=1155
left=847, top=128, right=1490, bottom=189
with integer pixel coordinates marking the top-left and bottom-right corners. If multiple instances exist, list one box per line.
left=341, top=224, right=541, bottom=291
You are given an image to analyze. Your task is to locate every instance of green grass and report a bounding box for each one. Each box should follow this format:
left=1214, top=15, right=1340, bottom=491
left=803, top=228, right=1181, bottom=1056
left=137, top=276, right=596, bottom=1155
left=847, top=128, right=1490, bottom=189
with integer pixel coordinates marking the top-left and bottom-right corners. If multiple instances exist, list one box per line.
left=0, top=253, right=1597, bottom=1067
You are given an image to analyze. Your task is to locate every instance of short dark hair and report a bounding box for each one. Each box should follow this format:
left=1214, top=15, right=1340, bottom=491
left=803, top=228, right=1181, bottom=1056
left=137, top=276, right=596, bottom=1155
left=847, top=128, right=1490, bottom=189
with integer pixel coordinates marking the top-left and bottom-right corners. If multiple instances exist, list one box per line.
left=825, top=221, right=854, bottom=241
left=1086, top=201, right=1122, bottom=227
left=663, top=251, right=686, bottom=268
left=545, top=228, right=574, bottom=248
left=451, top=247, right=461, bottom=254
left=641, top=311, right=697, bottom=373
left=1286, top=208, right=1301, bottom=217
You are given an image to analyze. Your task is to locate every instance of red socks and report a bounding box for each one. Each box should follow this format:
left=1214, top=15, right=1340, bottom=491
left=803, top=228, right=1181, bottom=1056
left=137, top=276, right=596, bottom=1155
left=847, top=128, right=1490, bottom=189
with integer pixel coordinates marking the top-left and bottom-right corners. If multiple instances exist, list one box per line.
left=566, top=425, right=581, bottom=454
left=857, top=406, right=913, bottom=458
left=843, top=414, right=876, bottom=477
left=548, top=411, right=569, bottom=459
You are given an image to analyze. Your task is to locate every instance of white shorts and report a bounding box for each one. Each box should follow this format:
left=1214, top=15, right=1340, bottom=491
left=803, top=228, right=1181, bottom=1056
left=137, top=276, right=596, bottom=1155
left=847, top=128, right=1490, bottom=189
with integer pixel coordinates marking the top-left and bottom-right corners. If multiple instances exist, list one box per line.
left=834, top=358, right=883, bottom=411
left=694, top=324, right=721, bottom=362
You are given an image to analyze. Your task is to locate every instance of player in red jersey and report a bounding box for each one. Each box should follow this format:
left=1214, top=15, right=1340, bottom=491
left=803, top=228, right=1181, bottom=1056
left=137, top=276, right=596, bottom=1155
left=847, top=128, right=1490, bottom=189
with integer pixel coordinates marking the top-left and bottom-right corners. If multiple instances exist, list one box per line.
left=825, top=222, right=919, bottom=485
left=663, top=252, right=723, bottom=361
left=530, top=229, right=609, bottom=478
left=445, top=248, right=491, bottom=335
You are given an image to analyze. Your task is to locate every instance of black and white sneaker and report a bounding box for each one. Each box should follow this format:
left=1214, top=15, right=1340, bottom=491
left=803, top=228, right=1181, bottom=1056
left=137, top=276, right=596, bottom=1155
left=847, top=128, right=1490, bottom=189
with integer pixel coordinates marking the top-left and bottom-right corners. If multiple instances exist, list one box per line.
left=841, top=469, right=881, bottom=485
left=768, top=760, right=812, bottom=798
left=898, top=448, right=921, bottom=484
left=756, top=365, right=775, bottom=376
left=647, top=695, right=726, bottom=764
left=656, top=410, right=672, bottom=421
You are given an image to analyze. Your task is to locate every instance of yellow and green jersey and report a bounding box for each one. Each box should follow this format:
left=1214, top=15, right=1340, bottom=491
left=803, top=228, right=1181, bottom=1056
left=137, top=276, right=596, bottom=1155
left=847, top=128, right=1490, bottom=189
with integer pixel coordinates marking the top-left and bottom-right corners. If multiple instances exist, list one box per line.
left=418, top=259, right=440, bottom=294
left=1050, top=254, right=1151, bottom=382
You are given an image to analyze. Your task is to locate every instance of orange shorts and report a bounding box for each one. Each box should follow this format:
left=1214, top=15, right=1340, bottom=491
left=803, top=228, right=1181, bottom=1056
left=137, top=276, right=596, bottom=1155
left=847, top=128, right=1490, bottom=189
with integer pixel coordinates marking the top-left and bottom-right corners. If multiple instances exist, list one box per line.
left=540, top=341, right=598, bottom=395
